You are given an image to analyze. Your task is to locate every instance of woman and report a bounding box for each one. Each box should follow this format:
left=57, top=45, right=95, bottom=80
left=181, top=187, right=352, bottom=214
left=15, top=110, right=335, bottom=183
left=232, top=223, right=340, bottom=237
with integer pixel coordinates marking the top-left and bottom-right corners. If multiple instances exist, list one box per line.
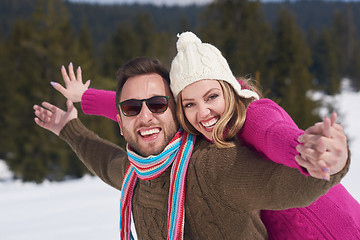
left=52, top=32, right=360, bottom=239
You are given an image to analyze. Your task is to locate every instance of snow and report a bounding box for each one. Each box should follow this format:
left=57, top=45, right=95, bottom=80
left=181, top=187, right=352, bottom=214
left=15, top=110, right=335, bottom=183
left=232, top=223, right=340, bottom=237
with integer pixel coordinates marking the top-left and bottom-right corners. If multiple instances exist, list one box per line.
left=311, top=79, right=360, bottom=201
left=1, top=81, right=359, bottom=239
left=0, top=175, right=120, bottom=239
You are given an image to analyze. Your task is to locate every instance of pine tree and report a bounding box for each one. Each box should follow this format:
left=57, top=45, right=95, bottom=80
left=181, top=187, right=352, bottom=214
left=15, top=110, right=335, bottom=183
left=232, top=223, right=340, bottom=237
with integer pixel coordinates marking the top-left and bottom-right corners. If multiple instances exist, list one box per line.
left=74, top=19, right=125, bottom=150
left=349, top=43, right=360, bottom=91
left=310, top=28, right=340, bottom=95
left=101, top=23, right=142, bottom=78
left=133, top=12, right=173, bottom=66
left=199, top=0, right=273, bottom=90
left=271, top=8, right=320, bottom=129
left=101, top=12, right=173, bottom=75
left=0, top=24, right=12, bottom=160
left=331, top=7, right=358, bottom=79
left=134, top=13, right=157, bottom=57
left=74, top=20, right=97, bottom=82
left=3, top=0, right=90, bottom=182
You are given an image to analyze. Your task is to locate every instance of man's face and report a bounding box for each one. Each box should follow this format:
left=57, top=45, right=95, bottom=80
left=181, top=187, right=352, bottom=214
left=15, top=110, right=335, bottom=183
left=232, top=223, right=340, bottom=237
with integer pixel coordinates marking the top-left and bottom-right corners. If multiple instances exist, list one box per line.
left=117, top=73, right=178, bottom=157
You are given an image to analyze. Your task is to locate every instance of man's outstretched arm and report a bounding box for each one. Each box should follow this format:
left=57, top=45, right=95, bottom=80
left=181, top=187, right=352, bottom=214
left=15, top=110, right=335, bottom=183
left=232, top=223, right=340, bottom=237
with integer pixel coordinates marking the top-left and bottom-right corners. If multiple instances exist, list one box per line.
left=33, top=100, right=127, bottom=190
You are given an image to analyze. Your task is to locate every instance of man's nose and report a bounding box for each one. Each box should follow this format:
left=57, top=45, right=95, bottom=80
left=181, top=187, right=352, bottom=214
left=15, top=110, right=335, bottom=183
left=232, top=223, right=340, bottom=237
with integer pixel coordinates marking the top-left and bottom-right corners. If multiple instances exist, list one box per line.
left=137, top=102, right=153, bottom=122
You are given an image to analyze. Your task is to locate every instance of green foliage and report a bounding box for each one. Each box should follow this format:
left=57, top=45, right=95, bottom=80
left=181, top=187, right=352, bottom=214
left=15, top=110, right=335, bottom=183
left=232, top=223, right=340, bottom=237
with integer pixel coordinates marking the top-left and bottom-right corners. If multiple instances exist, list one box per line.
left=101, top=12, right=175, bottom=77
left=1, top=0, right=360, bottom=182
left=71, top=18, right=124, bottom=149
left=349, top=44, right=360, bottom=91
left=330, top=9, right=360, bottom=90
left=1, top=0, right=88, bottom=182
left=101, top=23, right=142, bottom=77
left=309, top=28, right=340, bottom=95
left=199, top=0, right=273, bottom=81
left=271, top=9, right=320, bottom=129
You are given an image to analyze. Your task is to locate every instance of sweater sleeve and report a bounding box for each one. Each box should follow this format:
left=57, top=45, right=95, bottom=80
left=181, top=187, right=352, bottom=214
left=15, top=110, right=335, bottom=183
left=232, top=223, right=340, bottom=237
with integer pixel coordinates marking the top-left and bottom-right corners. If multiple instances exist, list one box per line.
left=198, top=140, right=350, bottom=211
left=238, top=98, right=308, bottom=175
left=59, top=118, right=128, bottom=190
left=81, top=88, right=118, bottom=122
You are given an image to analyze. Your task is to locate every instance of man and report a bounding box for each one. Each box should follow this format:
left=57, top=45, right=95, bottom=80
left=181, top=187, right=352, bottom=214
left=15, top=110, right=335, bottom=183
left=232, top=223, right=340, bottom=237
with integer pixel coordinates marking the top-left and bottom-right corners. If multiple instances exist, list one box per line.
left=34, top=57, right=349, bottom=239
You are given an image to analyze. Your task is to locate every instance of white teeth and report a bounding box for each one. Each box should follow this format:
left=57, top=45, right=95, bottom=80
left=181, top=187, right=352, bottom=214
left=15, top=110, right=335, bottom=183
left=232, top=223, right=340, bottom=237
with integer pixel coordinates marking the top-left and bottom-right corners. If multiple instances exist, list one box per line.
left=140, top=128, right=160, bottom=136
left=201, top=118, right=218, bottom=128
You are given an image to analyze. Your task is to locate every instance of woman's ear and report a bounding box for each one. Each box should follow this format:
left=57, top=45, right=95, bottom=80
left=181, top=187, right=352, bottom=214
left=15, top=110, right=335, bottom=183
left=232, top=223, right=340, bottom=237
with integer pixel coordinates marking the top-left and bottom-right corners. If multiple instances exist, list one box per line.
left=116, top=114, right=123, bottom=135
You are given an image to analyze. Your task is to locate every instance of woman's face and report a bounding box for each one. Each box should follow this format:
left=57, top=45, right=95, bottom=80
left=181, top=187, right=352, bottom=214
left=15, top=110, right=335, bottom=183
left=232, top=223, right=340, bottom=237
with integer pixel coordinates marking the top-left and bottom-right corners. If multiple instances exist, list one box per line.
left=181, top=79, right=226, bottom=141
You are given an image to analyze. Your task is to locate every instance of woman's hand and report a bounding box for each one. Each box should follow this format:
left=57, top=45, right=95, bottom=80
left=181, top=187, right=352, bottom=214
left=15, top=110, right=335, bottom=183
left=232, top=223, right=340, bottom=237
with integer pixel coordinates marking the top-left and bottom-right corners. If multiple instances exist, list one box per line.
left=295, top=112, right=348, bottom=180
left=51, top=62, right=90, bottom=102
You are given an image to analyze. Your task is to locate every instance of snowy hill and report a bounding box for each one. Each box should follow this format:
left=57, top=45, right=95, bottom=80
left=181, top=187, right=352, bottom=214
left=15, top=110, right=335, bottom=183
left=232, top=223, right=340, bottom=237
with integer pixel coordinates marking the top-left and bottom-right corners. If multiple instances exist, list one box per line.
left=1, top=82, right=359, bottom=239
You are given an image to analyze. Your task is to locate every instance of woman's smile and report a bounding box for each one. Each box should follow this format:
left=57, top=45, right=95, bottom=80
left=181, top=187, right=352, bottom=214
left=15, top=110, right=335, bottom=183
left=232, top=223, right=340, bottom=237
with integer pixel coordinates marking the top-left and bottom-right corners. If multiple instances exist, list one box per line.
left=200, top=116, right=219, bottom=129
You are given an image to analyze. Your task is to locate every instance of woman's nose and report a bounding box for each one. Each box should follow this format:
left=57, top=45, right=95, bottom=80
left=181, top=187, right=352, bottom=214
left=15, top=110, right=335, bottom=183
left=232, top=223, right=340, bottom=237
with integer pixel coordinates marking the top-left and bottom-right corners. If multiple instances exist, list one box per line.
left=197, top=103, right=210, bottom=119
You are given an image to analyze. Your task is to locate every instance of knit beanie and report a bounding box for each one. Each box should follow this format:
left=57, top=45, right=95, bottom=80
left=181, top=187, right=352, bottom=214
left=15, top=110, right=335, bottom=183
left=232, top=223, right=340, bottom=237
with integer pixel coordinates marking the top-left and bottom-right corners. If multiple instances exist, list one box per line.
left=170, top=31, right=259, bottom=101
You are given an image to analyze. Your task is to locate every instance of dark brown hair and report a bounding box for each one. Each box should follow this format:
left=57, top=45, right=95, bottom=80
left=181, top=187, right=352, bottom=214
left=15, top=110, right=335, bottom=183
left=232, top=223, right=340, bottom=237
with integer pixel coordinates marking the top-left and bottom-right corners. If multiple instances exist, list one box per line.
left=115, top=57, right=170, bottom=113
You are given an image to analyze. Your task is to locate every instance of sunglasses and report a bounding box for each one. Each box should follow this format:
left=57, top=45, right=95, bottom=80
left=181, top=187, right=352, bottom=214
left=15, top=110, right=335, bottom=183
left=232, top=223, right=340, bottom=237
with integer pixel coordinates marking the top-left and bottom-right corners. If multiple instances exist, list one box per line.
left=119, top=96, right=170, bottom=117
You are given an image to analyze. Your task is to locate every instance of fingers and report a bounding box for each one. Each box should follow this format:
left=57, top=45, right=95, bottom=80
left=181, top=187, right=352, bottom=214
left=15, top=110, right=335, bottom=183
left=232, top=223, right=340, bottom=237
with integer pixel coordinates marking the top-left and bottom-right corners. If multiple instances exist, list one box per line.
left=299, top=122, right=346, bottom=153
left=85, top=79, right=91, bottom=88
left=33, top=104, right=53, bottom=123
left=330, top=111, right=337, bottom=126
left=304, top=112, right=337, bottom=136
left=297, top=135, right=342, bottom=167
left=323, top=116, right=331, bottom=138
left=297, top=142, right=324, bottom=160
left=298, top=134, right=326, bottom=153
left=61, top=62, right=81, bottom=84
left=296, top=138, right=347, bottom=176
left=41, top=101, right=58, bottom=112
left=295, top=155, right=330, bottom=180
left=68, top=62, right=76, bottom=82
left=295, top=154, right=317, bottom=170
left=50, top=81, right=67, bottom=96
left=304, top=123, right=323, bottom=135
left=33, top=103, right=53, bottom=115
left=68, top=62, right=82, bottom=82
left=333, top=122, right=345, bottom=134
left=61, top=65, right=71, bottom=84
left=296, top=144, right=328, bottom=168
left=77, top=66, right=82, bottom=82
left=33, top=102, right=59, bottom=120
left=34, top=117, right=45, bottom=127
left=297, top=112, right=348, bottom=177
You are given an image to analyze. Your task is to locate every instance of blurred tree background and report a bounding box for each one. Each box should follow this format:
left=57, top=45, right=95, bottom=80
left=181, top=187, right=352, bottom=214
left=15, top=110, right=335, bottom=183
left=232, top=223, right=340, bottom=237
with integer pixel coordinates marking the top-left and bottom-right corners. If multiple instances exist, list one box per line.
left=1, top=0, right=359, bottom=182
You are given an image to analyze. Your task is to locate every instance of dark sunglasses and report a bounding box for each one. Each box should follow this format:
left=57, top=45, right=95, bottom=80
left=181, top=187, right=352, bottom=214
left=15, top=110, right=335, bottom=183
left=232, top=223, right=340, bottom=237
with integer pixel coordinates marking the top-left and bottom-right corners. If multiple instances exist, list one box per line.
left=119, top=96, right=170, bottom=117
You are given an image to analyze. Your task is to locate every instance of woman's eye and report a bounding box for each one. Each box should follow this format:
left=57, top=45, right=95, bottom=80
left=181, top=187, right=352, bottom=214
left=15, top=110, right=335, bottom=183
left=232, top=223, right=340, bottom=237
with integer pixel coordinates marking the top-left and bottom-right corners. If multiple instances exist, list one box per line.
left=184, top=103, right=194, bottom=108
left=207, top=94, right=218, bottom=101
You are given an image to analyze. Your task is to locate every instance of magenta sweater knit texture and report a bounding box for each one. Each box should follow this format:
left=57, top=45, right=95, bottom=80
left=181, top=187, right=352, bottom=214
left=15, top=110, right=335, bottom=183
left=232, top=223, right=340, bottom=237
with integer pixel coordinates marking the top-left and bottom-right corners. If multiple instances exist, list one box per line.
left=81, top=88, right=360, bottom=239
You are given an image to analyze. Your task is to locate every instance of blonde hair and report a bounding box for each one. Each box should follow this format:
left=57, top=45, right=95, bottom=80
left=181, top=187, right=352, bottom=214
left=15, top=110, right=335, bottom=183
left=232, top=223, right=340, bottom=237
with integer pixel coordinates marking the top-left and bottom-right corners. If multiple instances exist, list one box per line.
left=176, top=79, right=260, bottom=148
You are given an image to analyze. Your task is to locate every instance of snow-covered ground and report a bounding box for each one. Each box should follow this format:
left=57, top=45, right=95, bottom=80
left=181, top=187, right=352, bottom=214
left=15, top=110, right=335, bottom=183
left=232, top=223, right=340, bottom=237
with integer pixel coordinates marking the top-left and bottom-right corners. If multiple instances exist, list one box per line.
left=0, top=174, right=120, bottom=239
left=1, top=81, right=359, bottom=239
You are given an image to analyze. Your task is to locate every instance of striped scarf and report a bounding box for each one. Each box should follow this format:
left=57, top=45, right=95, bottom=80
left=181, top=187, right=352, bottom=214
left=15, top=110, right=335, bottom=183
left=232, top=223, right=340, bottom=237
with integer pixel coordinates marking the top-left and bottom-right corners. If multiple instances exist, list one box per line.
left=120, top=129, right=196, bottom=240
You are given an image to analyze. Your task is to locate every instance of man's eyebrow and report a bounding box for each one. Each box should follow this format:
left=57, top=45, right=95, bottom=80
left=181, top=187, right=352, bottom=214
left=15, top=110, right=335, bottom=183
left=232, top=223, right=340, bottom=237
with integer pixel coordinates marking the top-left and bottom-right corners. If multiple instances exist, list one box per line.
left=182, top=88, right=221, bottom=102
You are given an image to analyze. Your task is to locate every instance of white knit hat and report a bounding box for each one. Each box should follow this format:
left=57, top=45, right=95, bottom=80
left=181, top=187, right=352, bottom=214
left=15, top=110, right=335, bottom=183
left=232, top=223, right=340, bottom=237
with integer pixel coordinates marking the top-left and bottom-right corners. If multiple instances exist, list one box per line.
left=170, top=31, right=259, bottom=101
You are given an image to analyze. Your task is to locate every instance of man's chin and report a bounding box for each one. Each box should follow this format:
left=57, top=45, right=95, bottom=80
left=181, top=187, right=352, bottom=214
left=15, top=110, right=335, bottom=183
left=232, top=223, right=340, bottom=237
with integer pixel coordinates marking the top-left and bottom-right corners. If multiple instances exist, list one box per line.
left=137, top=148, right=164, bottom=158
left=134, top=141, right=166, bottom=157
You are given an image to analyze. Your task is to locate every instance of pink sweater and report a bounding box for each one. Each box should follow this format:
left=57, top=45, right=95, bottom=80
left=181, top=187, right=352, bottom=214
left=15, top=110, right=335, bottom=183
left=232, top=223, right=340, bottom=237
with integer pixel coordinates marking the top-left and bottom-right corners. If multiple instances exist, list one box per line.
left=81, top=88, right=360, bottom=239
